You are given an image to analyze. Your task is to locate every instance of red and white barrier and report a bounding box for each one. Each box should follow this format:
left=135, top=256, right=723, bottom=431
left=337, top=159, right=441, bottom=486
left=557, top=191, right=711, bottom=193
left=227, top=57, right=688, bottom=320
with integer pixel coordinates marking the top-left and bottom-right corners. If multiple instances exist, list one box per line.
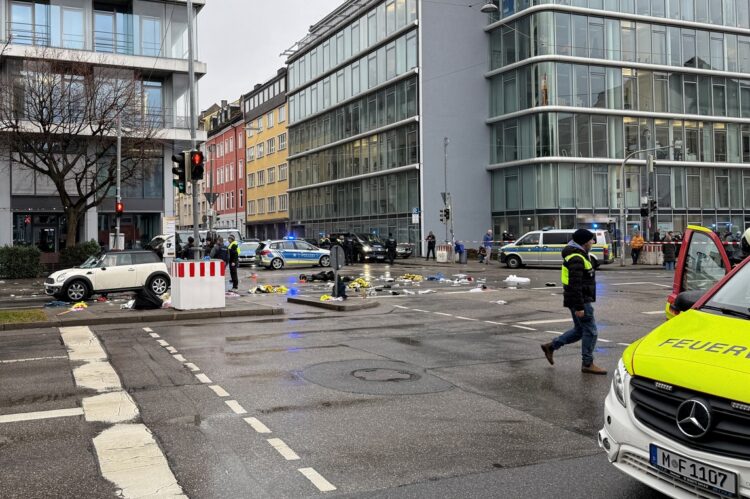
left=171, top=260, right=226, bottom=311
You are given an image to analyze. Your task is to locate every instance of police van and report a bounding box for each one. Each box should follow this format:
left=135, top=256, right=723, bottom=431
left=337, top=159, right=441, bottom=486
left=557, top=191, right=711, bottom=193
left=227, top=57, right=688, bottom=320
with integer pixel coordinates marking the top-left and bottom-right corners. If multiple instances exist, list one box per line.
left=498, top=229, right=614, bottom=269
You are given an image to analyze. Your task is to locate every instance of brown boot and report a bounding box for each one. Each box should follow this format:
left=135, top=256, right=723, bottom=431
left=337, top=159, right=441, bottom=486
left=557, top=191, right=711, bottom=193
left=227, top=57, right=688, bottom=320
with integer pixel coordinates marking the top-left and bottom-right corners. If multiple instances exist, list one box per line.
left=581, top=363, right=607, bottom=375
left=541, top=343, right=555, bottom=365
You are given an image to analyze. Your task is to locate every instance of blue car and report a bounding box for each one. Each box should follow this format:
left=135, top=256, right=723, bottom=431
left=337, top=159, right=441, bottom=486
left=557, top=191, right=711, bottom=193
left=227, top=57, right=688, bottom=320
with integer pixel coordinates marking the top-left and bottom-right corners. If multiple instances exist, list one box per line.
left=257, top=239, right=331, bottom=270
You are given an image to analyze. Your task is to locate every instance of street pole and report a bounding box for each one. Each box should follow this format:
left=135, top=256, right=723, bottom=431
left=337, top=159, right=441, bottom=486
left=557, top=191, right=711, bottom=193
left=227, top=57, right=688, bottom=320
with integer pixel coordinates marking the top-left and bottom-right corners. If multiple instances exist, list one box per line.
left=115, top=115, right=121, bottom=250
left=208, top=145, right=214, bottom=234
left=187, top=0, right=200, bottom=259
left=443, top=137, right=449, bottom=244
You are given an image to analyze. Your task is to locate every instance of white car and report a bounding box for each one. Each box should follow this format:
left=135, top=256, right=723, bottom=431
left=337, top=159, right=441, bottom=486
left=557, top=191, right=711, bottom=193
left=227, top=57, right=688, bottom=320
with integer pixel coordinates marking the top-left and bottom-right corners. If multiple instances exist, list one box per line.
left=44, top=250, right=170, bottom=301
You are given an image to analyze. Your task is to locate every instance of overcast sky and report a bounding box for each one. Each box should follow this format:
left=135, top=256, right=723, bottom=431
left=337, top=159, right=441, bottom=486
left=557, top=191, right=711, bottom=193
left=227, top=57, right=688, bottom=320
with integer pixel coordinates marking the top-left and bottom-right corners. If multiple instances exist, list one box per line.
left=198, top=0, right=343, bottom=111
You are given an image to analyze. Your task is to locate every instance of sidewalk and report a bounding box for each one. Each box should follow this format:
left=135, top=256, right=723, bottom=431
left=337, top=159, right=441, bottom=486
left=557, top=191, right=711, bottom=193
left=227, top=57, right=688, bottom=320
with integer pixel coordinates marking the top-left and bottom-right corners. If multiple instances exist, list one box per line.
left=2, top=296, right=283, bottom=332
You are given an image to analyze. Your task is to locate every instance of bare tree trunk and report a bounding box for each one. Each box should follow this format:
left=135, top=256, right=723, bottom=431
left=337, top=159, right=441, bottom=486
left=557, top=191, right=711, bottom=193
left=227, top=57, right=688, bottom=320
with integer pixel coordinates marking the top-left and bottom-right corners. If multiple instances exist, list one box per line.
left=65, top=208, right=79, bottom=249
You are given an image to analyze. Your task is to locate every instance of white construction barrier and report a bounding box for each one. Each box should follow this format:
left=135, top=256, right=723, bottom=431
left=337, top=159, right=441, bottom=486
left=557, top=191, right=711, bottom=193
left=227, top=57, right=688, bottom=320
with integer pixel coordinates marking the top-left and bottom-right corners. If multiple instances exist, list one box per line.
left=171, top=259, right=226, bottom=311
left=436, top=244, right=451, bottom=263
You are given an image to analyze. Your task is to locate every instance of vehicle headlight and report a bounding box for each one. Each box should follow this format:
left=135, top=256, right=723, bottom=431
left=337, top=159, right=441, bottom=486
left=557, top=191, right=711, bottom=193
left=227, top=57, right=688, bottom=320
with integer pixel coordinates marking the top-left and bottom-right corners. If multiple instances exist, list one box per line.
left=56, top=273, right=67, bottom=282
left=613, top=358, right=628, bottom=408
left=362, top=245, right=371, bottom=251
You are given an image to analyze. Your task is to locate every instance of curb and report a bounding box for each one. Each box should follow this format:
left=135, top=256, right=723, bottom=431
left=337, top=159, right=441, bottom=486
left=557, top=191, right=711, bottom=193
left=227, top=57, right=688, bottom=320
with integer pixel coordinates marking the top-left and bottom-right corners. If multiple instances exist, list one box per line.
left=287, top=296, right=380, bottom=311
left=1, top=305, right=284, bottom=332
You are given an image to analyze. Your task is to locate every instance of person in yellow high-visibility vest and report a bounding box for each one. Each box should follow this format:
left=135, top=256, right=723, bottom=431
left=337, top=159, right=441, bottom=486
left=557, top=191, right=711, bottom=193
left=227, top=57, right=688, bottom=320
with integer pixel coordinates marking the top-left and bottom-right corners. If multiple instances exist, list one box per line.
left=541, top=229, right=607, bottom=375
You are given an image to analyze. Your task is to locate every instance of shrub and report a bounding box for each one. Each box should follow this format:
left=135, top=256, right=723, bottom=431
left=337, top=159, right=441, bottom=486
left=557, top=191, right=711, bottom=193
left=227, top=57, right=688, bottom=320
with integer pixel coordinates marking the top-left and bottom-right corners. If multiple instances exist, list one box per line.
left=0, top=245, right=42, bottom=279
left=59, top=240, right=101, bottom=268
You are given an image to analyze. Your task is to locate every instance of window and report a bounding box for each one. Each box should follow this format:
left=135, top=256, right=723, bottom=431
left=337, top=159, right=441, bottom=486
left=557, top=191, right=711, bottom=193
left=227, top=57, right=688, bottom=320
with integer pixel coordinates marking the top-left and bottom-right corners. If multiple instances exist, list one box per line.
left=257, top=170, right=265, bottom=186
left=257, top=198, right=266, bottom=214
left=268, top=196, right=276, bottom=213
left=248, top=200, right=256, bottom=215
left=267, top=111, right=274, bottom=129
left=257, top=143, right=264, bottom=158
left=279, top=105, right=286, bottom=122
left=247, top=172, right=255, bottom=188
left=267, top=167, right=276, bottom=183
left=279, top=194, right=288, bottom=211
left=229, top=163, right=234, bottom=182
left=247, top=146, right=255, bottom=162
left=278, top=133, right=287, bottom=150
left=229, top=137, right=234, bottom=152
left=267, top=138, right=276, bottom=154
left=238, top=160, right=244, bottom=179
left=278, top=163, right=288, bottom=181
left=257, top=118, right=263, bottom=132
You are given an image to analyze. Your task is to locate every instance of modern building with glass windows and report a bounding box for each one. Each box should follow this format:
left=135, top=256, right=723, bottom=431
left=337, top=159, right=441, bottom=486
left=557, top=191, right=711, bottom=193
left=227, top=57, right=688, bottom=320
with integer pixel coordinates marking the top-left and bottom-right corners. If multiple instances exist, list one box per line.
left=0, top=0, right=206, bottom=257
left=285, top=0, right=491, bottom=249
left=487, top=0, right=750, bottom=238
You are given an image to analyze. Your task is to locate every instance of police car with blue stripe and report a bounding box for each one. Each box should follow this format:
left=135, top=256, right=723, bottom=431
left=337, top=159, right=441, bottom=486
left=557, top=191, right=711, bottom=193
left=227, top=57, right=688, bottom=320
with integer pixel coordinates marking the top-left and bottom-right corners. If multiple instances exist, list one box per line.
left=257, top=238, right=331, bottom=270
left=499, top=229, right=614, bottom=269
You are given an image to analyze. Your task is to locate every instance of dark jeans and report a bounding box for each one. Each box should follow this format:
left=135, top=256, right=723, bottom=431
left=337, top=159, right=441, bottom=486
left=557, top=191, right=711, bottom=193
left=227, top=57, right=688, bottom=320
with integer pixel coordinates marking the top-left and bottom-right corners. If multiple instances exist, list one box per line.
left=426, top=244, right=436, bottom=260
left=387, top=249, right=396, bottom=264
left=631, top=248, right=641, bottom=264
left=229, top=263, right=238, bottom=290
left=551, top=302, right=598, bottom=366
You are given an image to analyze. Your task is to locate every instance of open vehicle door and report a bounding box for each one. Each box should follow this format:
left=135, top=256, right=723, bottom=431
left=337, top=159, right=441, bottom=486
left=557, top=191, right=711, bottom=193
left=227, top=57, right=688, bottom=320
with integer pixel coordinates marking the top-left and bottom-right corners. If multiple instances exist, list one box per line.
left=666, top=225, right=731, bottom=319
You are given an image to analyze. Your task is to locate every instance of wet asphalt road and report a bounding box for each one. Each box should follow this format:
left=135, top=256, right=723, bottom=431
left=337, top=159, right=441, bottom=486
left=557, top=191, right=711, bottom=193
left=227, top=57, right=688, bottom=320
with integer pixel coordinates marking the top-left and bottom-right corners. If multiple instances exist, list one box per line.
left=0, top=261, right=675, bottom=498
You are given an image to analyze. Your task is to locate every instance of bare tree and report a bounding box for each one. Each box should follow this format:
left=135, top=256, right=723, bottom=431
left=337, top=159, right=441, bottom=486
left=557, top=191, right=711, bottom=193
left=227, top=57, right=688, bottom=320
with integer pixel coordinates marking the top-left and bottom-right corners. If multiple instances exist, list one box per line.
left=0, top=50, right=160, bottom=246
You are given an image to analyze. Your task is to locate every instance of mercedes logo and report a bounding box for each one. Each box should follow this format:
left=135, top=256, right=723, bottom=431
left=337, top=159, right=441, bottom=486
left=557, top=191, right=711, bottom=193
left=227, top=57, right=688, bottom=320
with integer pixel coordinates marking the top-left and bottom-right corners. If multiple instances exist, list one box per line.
left=676, top=399, right=712, bottom=439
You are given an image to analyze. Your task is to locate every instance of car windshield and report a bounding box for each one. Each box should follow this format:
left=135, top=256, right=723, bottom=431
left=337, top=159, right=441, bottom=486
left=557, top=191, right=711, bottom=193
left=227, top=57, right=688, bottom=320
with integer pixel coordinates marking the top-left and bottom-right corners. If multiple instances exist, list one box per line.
left=702, top=263, right=750, bottom=319
left=360, top=234, right=383, bottom=243
left=79, top=254, right=104, bottom=269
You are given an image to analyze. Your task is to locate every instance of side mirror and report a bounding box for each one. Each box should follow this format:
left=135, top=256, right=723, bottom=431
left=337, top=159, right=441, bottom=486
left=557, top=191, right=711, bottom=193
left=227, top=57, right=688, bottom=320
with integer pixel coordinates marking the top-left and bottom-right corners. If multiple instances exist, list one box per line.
left=674, top=290, right=705, bottom=312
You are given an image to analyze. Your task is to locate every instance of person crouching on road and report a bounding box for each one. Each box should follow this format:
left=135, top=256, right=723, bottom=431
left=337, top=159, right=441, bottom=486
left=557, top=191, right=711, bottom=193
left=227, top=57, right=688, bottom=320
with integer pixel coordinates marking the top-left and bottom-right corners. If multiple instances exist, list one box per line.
left=227, top=235, right=240, bottom=291
left=541, top=229, right=607, bottom=375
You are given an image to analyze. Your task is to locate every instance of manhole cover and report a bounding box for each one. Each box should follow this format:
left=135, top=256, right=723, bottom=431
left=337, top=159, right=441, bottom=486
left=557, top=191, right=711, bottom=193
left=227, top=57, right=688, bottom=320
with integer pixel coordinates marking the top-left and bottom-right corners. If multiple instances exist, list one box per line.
left=351, top=368, right=420, bottom=382
left=302, top=359, right=453, bottom=396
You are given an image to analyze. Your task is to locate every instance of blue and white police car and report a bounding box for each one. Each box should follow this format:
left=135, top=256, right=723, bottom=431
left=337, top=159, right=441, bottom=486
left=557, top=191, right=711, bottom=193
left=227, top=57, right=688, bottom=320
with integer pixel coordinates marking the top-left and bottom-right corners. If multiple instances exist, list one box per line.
left=257, top=238, right=331, bottom=270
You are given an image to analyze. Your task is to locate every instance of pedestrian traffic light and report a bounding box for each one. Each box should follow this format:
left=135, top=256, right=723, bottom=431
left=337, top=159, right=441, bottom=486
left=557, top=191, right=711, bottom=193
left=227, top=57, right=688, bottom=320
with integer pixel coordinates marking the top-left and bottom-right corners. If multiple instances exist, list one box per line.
left=640, top=203, right=649, bottom=217
left=650, top=199, right=658, bottom=213
left=439, top=209, right=445, bottom=222
left=115, top=201, right=124, bottom=217
left=444, top=208, right=450, bottom=221
left=190, top=150, right=204, bottom=180
left=171, top=152, right=189, bottom=194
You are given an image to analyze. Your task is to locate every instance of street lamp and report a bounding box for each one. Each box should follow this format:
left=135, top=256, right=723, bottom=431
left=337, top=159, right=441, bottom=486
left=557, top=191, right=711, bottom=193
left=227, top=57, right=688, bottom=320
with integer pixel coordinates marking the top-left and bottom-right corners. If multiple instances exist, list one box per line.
left=480, top=2, right=499, bottom=13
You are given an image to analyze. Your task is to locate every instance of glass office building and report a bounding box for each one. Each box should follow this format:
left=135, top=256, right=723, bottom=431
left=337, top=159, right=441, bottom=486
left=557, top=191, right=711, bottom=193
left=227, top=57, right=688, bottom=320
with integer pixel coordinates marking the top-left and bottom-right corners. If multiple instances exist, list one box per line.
left=487, top=0, right=750, bottom=237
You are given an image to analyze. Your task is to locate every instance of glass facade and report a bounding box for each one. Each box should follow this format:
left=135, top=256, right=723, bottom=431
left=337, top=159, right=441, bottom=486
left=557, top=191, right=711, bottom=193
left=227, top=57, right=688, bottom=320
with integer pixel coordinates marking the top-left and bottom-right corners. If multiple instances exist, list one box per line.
left=487, top=2, right=750, bottom=236
left=287, top=0, right=420, bottom=244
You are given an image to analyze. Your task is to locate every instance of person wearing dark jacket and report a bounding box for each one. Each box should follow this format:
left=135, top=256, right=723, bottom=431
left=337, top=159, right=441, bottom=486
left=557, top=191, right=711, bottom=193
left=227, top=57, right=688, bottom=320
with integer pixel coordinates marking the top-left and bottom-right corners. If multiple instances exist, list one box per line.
left=343, top=234, right=355, bottom=265
left=662, top=234, right=677, bottom=270
left=385, top=233, right=397, bottom=264
left=425, top=231, right=436, bottom=260
left=541, top=229, right=607, bottom=375
left=227, top=235, right=240, bottom=291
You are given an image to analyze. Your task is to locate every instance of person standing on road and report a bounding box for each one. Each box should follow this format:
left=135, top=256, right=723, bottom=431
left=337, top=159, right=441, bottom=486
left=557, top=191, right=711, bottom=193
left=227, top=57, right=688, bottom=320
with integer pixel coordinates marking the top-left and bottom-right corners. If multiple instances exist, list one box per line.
left=630, top=231, right=644, bottom=265
left=385, top=233, right=397, bottom=265
left=227, top=235, right=240, bottom=291
left=662, top=233, right=676, bottom=271
left=482, top=230, right=493, bottom=265
left=541, top=229, right=607, bottom=375
left=343, top=234, right=355, bottom=265
left=425, top=231, right=436, bottom=261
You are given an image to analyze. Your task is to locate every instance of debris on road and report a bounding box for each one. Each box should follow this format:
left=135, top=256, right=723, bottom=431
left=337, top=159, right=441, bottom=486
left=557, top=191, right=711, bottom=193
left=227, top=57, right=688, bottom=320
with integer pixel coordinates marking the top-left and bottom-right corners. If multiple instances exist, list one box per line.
left=248, top=284, right=289, bottom=294
left=504, top=275, right=531, bottom=284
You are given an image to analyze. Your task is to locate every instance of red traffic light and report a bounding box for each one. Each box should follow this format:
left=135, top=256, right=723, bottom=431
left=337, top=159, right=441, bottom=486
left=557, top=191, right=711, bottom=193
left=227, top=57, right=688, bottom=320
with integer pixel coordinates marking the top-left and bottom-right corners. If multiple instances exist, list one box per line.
left=190, top=151, right=204, bottom=166
left=115, top=202, right=124, bottom=215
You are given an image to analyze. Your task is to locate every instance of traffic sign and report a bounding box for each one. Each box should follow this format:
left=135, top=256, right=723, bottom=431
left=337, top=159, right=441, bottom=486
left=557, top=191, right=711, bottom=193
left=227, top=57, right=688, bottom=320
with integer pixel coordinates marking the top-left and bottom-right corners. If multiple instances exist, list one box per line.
left=204, top=193, right=219, bottom=204
left=330, top=245, right=345, bottom=271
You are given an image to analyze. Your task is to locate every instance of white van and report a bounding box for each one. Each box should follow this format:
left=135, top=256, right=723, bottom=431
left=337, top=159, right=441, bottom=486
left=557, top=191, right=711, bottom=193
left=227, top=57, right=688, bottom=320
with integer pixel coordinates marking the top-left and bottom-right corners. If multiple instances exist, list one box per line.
left=499, top=229, right=614, bottom=269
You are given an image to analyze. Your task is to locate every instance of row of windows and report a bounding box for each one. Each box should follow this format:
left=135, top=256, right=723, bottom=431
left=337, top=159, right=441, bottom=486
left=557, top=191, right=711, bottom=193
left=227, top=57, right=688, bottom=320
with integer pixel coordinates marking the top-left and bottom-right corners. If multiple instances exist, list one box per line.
left=489, top=0, right=750, bottom=29
left=289, top=170, right=419, bottom=222
left=290, top=123, right=419, bottom=190
left=214, top=161, right=245, bottom=186
left=492, top=113, right=750, bottom=164
left=491, top=163, right=750, bottom=213
left=301, top=219, right=420, bottom=247
left=490, top=11, right=750, bottom=73
left=491, top=62, right=750, bottom=119
left=289, top=31, right=418, bottom=125
left=244, top=80, right=287, bottom=115
left=246, top=133, right=287, bottom=161
left=247, top=164, right=288, bottom=188
left=246, top=106, right=287, bottom=138
left=288, top=0, right=418, bottom=91
left=289, top=77, right=418, bottom=156
left=247, top=194, right=288, bottom=216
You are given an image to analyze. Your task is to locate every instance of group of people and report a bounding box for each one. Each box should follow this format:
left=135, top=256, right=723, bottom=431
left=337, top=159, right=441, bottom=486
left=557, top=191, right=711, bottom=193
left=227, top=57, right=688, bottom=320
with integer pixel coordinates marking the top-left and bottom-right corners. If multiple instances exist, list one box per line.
left=179, top=234, right=240, bottom=291
left=629, top=230, right=677, bottom=270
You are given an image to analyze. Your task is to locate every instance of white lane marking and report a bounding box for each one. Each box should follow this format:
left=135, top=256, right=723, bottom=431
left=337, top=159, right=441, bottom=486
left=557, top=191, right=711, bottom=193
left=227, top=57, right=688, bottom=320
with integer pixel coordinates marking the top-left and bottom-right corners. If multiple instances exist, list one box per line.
left=82, top=391, right=139, bottom=423
left=156, top=340, right=169, bottom=347
left=598, top=339, right=612, bottom=343
left=148, top=333, right=160, bottom=338
left=484, top=320, right=505, bottom=325
left=0, top=407, right=83, bottom=424
left=393, top=305, right=408, bottom=309
left=617, top=343, right=631, bottom=347
left=142, top=327, right=153, bottom=332
left=165, top=346, right=177, bottom=354
left=225, top=400, right=247, bottom=414
left=185, top=363, right=200, bottom=372
left=195, top=373, right=212, bottom=384
left=93, top=424, right=186, bottom=498
left=434, top=312, right=453, bottom=316
left=519, top=318, right=571, bottom=325
left=0, top=355, right=67, bottom=364
left=546, top=331, right=563, bottom=334
left=60, top=326, right=107, bottom=362
left=172, top=354, right=186, bottom=362
left=642, top=310, right=665, bottom=315
left=511, top=325, right=537, bottom=331
left=73, top=361, right=122, bottom=393
left=208, top=385, right=229, bottom=397
left=244, top=417, right=271, bottom=433
left=454, top=316, right=478, bottom=321
left=411, top=309, right=429, bottom=313
left=611, top=282, right=670, bottom=288
left=299, top=467, right=337, bottom=492
left=532, top=286, right=559, bottom=289
left=267, top=438, right=300, bottom=460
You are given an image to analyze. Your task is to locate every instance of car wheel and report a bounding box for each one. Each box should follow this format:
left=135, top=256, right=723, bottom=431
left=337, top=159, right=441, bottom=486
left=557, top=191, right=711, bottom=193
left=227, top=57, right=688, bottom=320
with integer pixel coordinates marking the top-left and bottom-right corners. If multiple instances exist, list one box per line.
left=319, top=255, right=331, bottom=267
left=64, top=280, right=89, bottom=302
left=271, top=258, right=284, bottom=270
left=149, top=275, right=170, bottom=295
left=506, top=255, right=522, bottom=269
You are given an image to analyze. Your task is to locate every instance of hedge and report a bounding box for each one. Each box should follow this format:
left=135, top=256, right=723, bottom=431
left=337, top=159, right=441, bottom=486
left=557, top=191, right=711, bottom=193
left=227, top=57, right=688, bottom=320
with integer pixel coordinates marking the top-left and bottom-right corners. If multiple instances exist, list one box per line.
left=59, top=240, right=101, bottom=269
left=0, top=245, right=42, bottom=279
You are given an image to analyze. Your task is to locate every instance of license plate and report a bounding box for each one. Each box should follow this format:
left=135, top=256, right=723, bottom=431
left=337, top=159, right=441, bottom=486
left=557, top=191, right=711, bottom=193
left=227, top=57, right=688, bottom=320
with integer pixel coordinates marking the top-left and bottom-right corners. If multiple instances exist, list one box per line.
left=649, top=444, right=738, bottom=497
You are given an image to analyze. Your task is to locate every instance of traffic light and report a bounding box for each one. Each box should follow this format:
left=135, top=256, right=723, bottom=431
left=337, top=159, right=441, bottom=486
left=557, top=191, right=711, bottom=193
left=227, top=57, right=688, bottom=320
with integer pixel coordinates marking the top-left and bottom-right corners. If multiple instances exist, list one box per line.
left=444, top=208, right=450, bottom=221
left=115, top=202, right=124, bottom=217
left=190, top=150, right=204, bottom=180
left=439, top=209, right=445, bottom=222
left=640, top=203, right=649, bottom=217
left=171, top=152, right=189, bottom=194
left=650, top=199, right=658, bottom=213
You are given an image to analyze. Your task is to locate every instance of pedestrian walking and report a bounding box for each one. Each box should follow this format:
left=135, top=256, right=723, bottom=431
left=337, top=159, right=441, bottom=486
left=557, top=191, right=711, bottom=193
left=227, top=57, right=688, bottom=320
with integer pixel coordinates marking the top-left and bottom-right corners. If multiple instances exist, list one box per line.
left=343, top=234, right=355, bottom=265
left=482, top=230, right=493, bottom=265
left=662, top=233, right=676, bottom=271
left=385, top=233, right=397, bottom=265
left=540, top=229, right=607, bottom=375
left=227, top=235, right=240, bottom=291
left=630, top=231, right=644, bottom=265
left=425, top=231, right=436, bottom=261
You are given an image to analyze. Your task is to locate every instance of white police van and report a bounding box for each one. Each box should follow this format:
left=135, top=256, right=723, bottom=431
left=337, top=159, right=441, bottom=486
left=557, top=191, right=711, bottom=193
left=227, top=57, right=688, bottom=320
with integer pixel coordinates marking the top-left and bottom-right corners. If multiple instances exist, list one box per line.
left=499, top=229, right=614, bottom=269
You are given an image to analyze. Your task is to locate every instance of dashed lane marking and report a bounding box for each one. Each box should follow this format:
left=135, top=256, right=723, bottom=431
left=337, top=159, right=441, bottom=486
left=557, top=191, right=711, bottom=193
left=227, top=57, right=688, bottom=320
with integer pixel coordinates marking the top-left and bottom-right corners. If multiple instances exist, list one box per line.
left=225, top=400, right=247, bottom=415
left=393, top=305, right=408, bottom=309
left=642, top=310, right=666, bottom=315
left=173, top=354, right=186, bottom=362
left=411, top=309, right=429, bottom=313
left=156, top=340, right=169, bottom=347
left=611, top=282, right=671, bottom=288
left=0, top=356, right=67, bottom=364
left=142, top=327, right=153, bottom=332
left=185, top=363, right=200, bottom=372
left=519, top=318, right=571, bottom=325
left=454, top=316, right=478, bottom=321
left=598, top=339, right=612, bottom=343
left=299, top=467, right=337, bottom=492
left=545, top=331, right=563, bottom=334
left=617, top=343, right=631, bottom=347
left=0, top=407, right=84, bottom=424
left=208, top=385, right=229, bottom=397
left=244, top=417, right=272, bottom=434
left=484, top=320, right=506, bottom=325
left=195, top=373, right=212, bottom=384
left=434, top=312, right=453, bottom=317
left=149, top=333, right=160, bottom=338
left=165, top=346, right=177, bottom=354
left=511, top=325, right=537, bottom=331
left=267, top=438, right=300, bottom=460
